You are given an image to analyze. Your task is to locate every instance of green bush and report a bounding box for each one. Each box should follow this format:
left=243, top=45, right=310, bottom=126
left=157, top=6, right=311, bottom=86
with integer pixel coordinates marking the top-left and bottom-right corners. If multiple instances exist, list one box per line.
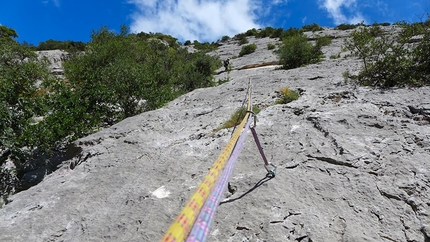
left=0, top=25, right=222, bottom=198
left=343, top=21, right=430, bottom=87
left=256, top=27, right=274, bottom=38
left=221, top=35, right=230, bottom=42
left=270, top=28, right=285, bottom=38
left=192, top=40, right=218, bottom=52
left=373, top=22, right=391, bottom=26
left=335, top=23, right=359, bottom=30
left=302, top=23, right=324, bottom=32
left=136, top=32, right=180, bottom=48
left=65, top=26, right=220, bottom=118
left=0, top=26, right=54, bottom=196
left=255, top=27, right=286, bottom=38
left=239, top=43, right=257, bottom=57
left=267, top=43, right=276, bottom=50
left=315, top=35, right=333, bottom=48
left=37, top=39, right=86, bottom=52
left=280, top=27, right=302, bottom=40
left=237, top=34, right=249, bottom=45
left=277, top=34, right=322, bottom=69
left=246, top=28, right=258, bottom=36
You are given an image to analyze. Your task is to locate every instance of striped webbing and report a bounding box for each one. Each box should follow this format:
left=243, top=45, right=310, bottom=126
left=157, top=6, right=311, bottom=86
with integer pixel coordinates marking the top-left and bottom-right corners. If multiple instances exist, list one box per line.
left=161, top=86, right=252, bottom=242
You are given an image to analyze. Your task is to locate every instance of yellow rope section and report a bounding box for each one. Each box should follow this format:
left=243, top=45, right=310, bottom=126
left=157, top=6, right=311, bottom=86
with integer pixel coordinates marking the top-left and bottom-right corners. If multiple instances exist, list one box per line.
left=161, top=85, right=252, bottom=242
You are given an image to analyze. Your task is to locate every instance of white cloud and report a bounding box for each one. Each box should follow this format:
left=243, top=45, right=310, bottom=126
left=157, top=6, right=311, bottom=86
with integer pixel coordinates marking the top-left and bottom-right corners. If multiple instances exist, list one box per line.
left=318, top=0, right=366, bottom=25
left=127, top=0, right=263, bottom=42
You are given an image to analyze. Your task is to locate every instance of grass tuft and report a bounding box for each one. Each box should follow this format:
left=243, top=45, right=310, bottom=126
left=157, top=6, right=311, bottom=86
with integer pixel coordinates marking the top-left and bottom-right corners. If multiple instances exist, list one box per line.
left=276, top=87, right=299, bottom=104
left=217, top=106, right=261, bottom=131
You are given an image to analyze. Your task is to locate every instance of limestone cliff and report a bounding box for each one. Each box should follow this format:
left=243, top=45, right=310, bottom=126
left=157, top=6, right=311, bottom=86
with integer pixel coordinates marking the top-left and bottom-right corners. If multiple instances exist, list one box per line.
left=0, top=27, right=429, bottom=242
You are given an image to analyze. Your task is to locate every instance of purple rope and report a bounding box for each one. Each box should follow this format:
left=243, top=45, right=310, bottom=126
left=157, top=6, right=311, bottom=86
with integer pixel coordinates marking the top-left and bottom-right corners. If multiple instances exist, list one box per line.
left=186, top=115, right=253, bottom=242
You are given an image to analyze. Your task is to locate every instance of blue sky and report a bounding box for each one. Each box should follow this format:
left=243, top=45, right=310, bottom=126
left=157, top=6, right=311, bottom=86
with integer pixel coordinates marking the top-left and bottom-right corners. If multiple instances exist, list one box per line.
left=0, top=0, right=429, bottom=45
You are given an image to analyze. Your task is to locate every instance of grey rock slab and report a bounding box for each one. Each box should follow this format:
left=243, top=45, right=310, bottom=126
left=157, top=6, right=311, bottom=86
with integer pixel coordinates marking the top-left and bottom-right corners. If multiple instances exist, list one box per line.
left=37, top=50, right=68, bottom=76
left=1, top=30, right=430, bottom=242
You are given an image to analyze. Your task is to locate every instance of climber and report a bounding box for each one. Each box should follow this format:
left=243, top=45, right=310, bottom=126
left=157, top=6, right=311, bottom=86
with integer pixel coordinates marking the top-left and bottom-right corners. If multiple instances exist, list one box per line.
left=223, top=58, right=230, bottom=71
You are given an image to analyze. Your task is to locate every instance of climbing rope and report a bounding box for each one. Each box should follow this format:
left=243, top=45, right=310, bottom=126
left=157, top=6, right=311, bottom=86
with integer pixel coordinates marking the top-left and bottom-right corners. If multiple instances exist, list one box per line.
left=161, top=82, right=274, bottom=242
left=186, top=113, right=253, bottom=242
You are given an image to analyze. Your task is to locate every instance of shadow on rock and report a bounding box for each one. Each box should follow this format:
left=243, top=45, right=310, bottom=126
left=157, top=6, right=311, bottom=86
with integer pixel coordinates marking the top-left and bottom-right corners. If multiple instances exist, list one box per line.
left=220, top=173, right=274, bottom=205
left=19, top=143, right=82, bottom=191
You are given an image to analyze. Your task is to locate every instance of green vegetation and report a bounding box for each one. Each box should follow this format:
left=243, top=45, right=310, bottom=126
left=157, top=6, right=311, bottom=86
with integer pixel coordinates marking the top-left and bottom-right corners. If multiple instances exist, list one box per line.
left=0, top=25, right=221, bottom=198
left=330, top=53, right=341, bottom=59
left=192, top=40, right=219, bottom=52
left=1, top=25, right=54, bottom=197
left=267, top=43, right=276, bottom=50
left=236, top=33, right=249, bottom=45
left=344, top=21, right=430, bottom=87
left=302, top=23, right=324, bottom=32
left=36, top=39, right=86, bottom=52
left=136, top=31, right=180, bottom=48
left=3, top=17, right=430, bottom=201
left=335, top=23, right=361, bottom=30
left=218, top=106, right=261, bottom=130
left=234, top=25, right=323, bottom=40
left=315, top=35, right=333, bottom=48
left=245, top=28, right=258, bottom=36
left=276, top=87, right=299, bottom=104
left=342, top=70, right=350, bottom=83
left=373, top=22, right=391, bottom=26
left=239, top=43, right=257, bottom=57
left=335, top=21, right=392, bottom=31
left=254, top=27, right=283, bottom=38
left=277, top=33, right=323, bottom=69
left=221, top=35, right=230, bottom=42
left=0, top=25, right=18, bottom=38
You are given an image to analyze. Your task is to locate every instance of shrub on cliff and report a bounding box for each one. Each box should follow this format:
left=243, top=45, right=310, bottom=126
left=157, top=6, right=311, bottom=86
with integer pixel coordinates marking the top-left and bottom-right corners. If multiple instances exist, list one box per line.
left=236, top=34, right=249, bottom=45
left=278, top=33, right=322, bottom=69
left=65, top=26, right=220, bottom=119
left=335, top=23, right=360, bottom=30
left=36, top=39, right=86, bottom=52
left=344, top=21, right=430, bottom=87
left=0, top=26, right=54, bottom=197
left=0, top=25, right=221, bottom=199
left=302, top=23, right=324, bottom=32
left=239, top=43, right=257, bottom=57
left=276, top=87, right=299, bottom=104
left=192, top=40, right=218, bottom=52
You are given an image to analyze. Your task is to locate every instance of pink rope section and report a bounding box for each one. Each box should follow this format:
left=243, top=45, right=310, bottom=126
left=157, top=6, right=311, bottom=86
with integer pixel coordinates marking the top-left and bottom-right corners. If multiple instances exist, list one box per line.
left=186, top=115, right=254, bottom=242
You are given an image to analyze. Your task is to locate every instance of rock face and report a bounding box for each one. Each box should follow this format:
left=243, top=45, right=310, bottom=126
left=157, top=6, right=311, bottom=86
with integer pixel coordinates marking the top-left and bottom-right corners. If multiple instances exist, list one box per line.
left=1, top=28, right=430, bottom=242
left=37, top=49, right=69, bottom=76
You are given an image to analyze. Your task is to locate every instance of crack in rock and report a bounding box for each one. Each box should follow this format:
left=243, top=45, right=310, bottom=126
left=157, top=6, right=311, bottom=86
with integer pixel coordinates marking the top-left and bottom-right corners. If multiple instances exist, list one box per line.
left=421, top=226, right=430, bottom=242
left=236, top=226, right=250, bottom=231
left=307, top=154, right=357, bottom=168
left=193, top=106, right=222, bottom=117
left=270, top=211, right=302, bottom=224
left=306, top=116, right=345, bottom=155
left=376, top=186, right=403, bottom=201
